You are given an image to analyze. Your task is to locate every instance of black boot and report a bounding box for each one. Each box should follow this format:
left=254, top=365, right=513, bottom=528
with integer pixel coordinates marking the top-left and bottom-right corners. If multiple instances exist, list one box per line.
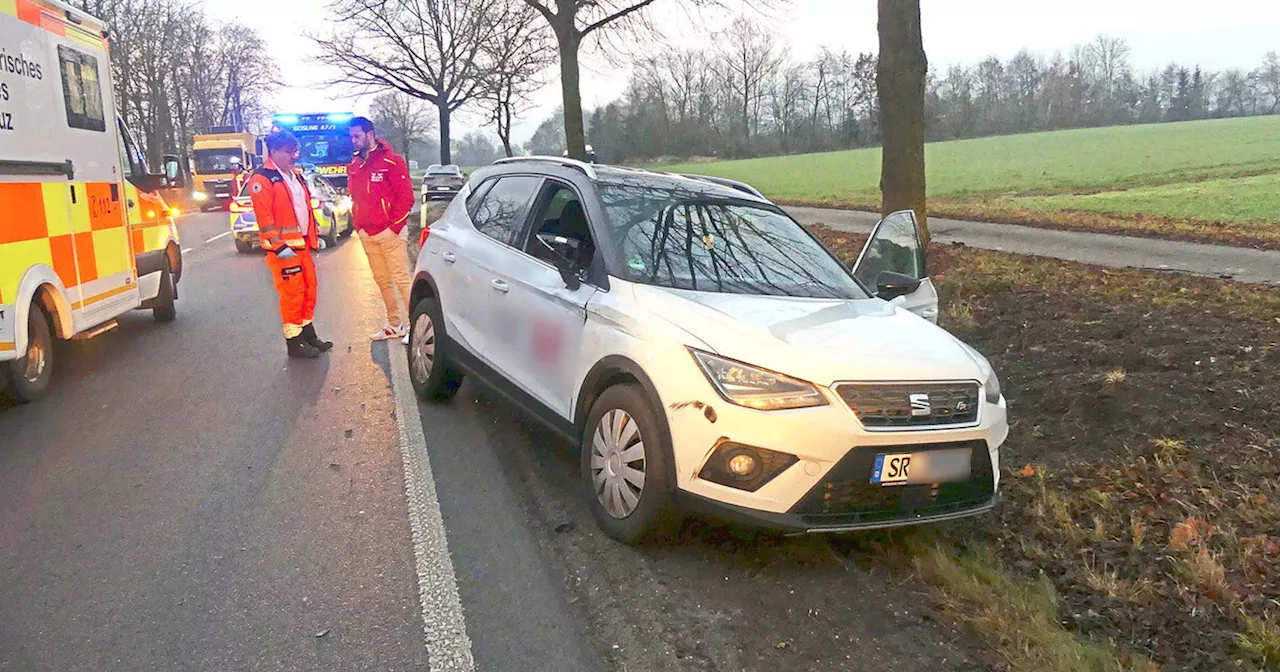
left=301, top=323, right=333, bottom=352
left=286, top=335, right=321, bottom=359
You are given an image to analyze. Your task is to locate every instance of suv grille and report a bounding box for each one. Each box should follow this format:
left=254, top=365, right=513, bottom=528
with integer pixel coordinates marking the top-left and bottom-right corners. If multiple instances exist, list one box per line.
left=835, top=382, right=979, bottom=429
left=790, top=440, right=994, bottom=526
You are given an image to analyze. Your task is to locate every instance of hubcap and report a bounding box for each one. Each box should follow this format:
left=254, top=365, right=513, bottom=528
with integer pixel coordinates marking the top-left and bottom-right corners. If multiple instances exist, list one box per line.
left=590, top=409, right=646, bottom=519
left=410, top=313, right=436, bottom=383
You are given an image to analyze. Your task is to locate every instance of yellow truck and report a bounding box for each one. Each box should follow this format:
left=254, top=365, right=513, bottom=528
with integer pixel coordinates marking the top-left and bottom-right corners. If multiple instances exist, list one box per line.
left=191, top=130, right=259, bottom=211
left=1, top=0, right=185, bottom=401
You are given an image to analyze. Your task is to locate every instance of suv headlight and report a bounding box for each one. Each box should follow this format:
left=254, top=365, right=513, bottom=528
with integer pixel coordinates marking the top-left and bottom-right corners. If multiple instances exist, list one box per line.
left=691, top=350, right=827, bottom=411
left=985, top=369, right=1002, bottom=403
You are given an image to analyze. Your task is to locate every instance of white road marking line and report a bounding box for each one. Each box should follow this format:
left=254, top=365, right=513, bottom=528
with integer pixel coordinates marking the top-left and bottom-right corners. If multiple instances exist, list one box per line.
left=388, top=341, right=477, bottom=671
left=203, top=231, right=233, bottom=243
left=182, top=248, right=193, bottom=254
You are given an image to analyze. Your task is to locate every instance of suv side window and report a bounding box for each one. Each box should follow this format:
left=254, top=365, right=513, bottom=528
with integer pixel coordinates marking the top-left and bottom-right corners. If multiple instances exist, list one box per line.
left=470, top=176, right=541, bottom=246
left=524, top=181, right=596, bottom=272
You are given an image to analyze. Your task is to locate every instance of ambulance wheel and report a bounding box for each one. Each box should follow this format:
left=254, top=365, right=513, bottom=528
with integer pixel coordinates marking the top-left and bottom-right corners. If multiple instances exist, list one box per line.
left=235, top=239, right=253, bottom=254
left=408, top=296, right=463, bottom=401
left=153, top=264, right=177, bottom=323
left=5, top=305, right=54, bottom=403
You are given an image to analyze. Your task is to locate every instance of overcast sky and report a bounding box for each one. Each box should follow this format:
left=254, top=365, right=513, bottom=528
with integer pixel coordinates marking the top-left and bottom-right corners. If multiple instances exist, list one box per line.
left=205, top=0, right=1280, bottom=146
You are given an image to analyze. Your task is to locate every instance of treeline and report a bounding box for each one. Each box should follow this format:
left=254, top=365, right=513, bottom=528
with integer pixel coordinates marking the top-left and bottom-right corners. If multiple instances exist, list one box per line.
left=72, top=0, right=276, bottom=168
left=527, top=17, right=1280, bottom=163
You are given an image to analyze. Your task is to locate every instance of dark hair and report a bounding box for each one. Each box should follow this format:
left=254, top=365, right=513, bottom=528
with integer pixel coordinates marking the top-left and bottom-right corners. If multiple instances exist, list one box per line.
left=351, top=116, right=375, bottom=134
left=265, top=130, right=299, bottom=153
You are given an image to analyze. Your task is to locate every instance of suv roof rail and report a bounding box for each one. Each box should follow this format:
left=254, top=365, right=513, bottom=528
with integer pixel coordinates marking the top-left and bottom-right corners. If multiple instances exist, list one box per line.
left=492, top=155, right=598, bottom=179
left=677, top=173, right=766, bottom=200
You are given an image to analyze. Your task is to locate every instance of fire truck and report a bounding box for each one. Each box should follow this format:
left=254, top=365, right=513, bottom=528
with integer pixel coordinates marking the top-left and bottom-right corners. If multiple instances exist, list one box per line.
left=0, top=0, right=184, bottom=401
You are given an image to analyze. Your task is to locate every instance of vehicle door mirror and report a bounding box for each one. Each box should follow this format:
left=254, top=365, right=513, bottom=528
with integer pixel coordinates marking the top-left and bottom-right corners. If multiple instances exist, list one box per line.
left=875, top=271, right=922, bottom=301
left=850, top=210, right=927, bottom=289
left=162, top=155, right=185, bottom=189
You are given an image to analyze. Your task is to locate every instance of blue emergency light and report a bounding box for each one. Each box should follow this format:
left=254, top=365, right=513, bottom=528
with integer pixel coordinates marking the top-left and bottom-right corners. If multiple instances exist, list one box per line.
left=273, top=114, right=299, bottom=125
left=326, top=113, right=353, bottom=123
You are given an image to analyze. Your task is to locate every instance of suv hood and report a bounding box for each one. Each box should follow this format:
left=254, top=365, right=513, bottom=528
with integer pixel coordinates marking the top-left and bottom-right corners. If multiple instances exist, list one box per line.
left=633, top=285, right=984, bottom=385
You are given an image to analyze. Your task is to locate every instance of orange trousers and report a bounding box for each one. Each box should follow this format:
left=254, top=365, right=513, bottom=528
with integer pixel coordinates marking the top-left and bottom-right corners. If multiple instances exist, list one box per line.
left=265, top=248, right=317, bottom=338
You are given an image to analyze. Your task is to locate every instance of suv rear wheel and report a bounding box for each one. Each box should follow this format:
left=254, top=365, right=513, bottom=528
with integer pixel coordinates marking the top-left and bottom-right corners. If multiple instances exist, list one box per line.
left=582, top=384, right=679, bottom=544
left=408, top=296, right=463, bottom=401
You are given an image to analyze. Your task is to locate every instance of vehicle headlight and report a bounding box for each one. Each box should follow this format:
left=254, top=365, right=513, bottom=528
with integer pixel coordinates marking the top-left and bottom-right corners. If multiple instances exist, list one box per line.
left=985, top=369, right=1002, bottom=404
left=691, top=350, right=827, bottom=411
left=192, top=191, right=208, bottom=201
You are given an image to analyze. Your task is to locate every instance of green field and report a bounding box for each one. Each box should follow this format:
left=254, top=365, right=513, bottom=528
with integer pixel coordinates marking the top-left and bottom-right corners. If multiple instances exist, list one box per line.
left=659, top=115, right=1280, bottom=247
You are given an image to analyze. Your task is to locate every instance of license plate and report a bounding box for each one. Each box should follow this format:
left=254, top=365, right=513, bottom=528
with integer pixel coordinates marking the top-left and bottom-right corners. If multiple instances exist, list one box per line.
left=872, top=448, right=971, bottom=486
left=437, top=186, right=452, bottom=190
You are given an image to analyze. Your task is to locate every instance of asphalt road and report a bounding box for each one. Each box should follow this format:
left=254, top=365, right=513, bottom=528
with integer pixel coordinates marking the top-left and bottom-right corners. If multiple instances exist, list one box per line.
left=0, top=214, right=434, bottom=671
left=0, top=210, right=987, bottom=672
left=787, top=206, right=1280, bottom=285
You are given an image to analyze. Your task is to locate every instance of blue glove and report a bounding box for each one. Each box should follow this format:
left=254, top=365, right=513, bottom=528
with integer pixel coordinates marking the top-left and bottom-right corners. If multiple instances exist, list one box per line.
left=276, top=247, right=297, bottom=260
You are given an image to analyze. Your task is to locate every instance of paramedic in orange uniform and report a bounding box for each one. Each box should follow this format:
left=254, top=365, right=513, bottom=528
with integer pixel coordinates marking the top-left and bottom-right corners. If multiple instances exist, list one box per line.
left=247, top=131, right=333, bottom=358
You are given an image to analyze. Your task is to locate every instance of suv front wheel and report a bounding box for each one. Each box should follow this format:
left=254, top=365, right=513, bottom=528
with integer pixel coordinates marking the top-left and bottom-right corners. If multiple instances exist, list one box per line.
left=408, top=296, right=463, bottom=401
left=582, top=384, right=679, bottom=544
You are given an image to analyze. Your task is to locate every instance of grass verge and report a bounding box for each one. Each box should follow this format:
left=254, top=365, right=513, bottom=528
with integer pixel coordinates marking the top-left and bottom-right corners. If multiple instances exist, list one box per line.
left=815, top=227, right=1280, bottom=670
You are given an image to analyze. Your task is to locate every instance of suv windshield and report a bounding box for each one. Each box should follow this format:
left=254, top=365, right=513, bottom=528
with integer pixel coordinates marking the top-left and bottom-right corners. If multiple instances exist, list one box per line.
left=600, top=185, right=867, bottom=299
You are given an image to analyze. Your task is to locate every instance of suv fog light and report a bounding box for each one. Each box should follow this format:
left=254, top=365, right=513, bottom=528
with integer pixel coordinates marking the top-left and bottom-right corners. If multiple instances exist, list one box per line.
left=698, top=443, right=797, bottom=492
left=728, top=453, right=758, bottom=477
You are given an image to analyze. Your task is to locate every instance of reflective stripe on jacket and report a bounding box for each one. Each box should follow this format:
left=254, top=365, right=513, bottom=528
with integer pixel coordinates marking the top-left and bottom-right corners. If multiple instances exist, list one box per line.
left=247, top=162, right=320, bottom=252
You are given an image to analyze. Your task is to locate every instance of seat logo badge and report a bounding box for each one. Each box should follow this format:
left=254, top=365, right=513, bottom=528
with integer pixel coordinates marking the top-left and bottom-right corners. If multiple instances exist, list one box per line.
left=909, top=393, right=931, bottom=416
left=955, top=400, right=969, bottom=412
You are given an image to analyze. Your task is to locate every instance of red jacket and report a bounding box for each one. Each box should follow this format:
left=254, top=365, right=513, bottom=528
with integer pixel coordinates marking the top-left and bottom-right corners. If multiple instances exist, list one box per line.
left=348, top=139, right=414, bottom=236
left=246, top=160, right=320, bottom=253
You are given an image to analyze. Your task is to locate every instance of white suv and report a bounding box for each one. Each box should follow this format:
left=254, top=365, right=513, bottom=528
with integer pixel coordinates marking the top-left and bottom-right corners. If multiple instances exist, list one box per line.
left=406, top=158, right=1008, bottom=544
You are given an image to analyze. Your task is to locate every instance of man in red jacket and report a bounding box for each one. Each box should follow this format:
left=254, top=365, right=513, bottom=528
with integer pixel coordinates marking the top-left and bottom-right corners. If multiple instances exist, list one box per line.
left=348, top=117, right=416, bottom=342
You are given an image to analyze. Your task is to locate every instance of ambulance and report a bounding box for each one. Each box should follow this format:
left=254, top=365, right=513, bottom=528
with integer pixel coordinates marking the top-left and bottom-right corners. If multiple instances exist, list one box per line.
left=0, top=0, right=185, bottom=402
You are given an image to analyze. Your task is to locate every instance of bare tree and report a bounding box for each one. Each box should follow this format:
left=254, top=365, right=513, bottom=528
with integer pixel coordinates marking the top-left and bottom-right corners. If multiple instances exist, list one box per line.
left=370, top=92, right=436, bottom=157
left=877, top=0, right=928, bottom=242
left=313, top=0, right=502, bottom=164
left=485, top=3, right=555, bottom=157
left=520, top=0, right=771, bottom=159
left=716, top=17, right=783, bottom=147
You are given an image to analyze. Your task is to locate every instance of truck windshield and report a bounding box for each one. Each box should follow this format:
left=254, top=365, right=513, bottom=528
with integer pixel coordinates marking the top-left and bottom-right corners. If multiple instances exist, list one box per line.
left=194, top=149, right=243, bottom=174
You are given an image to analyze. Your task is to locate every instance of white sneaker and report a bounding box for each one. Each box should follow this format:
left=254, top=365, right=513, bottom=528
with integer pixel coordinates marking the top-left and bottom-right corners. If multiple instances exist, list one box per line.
left=400, top=332, right=410, bottom=345
left=370, top=325, right=402, bottom=341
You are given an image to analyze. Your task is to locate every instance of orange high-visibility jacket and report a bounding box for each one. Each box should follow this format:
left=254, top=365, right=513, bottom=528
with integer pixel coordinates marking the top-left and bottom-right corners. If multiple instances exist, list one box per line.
left=246, top=163, right=320, bottom=253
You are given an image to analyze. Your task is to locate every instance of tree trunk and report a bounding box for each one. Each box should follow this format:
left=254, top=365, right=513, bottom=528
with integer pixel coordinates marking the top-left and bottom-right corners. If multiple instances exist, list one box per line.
left=876, top=0, right=929, bottom=243
left=558, top=28, right=587, bottom=160
left=438, top=103, right=452, bottom=164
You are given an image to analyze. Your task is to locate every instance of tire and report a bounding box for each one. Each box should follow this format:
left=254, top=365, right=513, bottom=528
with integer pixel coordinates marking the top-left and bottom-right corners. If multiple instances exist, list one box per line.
left=152, top=263, right=177, bottom=323
left=582, top=384, right=679, bottom=545
left=340, top=214, right=354, bottom=238
left=235, top=238, right=253, bottom=254
left=323, top=214, right=339, bottom=249
left=5, top=305, right=54, bottom=403
left=407, top=296, right=463, bottom=401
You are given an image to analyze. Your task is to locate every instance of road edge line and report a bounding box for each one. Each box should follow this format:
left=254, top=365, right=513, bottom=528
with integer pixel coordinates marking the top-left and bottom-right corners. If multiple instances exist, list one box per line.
left=388, top=342, right=477, bottom=671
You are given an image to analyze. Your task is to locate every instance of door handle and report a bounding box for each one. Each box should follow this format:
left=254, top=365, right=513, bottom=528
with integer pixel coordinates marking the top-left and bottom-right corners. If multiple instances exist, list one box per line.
left=490, top=279, right=510, bottom=294
left=442, top=252, right=456, bottom=263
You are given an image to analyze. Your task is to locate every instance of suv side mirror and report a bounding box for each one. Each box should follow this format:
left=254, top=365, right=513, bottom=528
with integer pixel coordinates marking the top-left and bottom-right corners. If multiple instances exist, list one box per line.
left=876, top=271, right=922, bottom=301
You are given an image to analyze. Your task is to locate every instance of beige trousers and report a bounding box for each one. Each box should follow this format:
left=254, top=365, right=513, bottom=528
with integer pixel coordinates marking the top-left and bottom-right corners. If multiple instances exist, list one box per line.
left=359, top=228, right=412, bottom=328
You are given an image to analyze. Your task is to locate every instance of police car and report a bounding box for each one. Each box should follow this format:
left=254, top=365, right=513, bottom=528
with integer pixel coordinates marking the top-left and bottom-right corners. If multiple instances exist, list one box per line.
left=405, top=157, right=1007, bottom=544
left=229, top=171, right=353, bottom=253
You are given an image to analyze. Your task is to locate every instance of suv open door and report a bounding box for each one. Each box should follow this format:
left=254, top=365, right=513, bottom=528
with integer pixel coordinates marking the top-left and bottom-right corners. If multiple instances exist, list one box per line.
left=850, top=210, right=939, bottom=324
